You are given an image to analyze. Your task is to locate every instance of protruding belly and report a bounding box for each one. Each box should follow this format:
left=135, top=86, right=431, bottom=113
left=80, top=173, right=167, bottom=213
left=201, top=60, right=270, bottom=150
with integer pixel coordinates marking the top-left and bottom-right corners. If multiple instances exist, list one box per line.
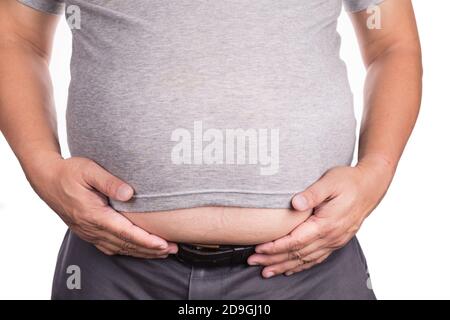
left=123, top=206, right=312, bottom=245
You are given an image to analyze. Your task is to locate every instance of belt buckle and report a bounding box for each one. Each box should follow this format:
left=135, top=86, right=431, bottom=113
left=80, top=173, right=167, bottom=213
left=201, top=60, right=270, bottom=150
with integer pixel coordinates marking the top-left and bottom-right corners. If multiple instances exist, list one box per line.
left=176, top=243, right=254, bottom=267
left=177, top=244, right=235, bottom=266
left=192, top=244, right=221, bottom=249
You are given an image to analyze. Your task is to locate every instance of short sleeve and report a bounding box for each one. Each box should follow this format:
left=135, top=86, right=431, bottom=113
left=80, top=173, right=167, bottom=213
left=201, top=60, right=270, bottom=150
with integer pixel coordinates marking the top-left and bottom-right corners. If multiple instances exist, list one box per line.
left=17, top=0, right=64, bottom=15
left=343, top=0, right=385, bottom=13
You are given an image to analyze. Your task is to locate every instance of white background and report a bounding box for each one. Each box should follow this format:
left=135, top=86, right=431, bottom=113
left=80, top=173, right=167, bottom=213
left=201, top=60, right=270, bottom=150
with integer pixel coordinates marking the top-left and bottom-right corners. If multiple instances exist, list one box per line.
left=0, top=0, right=449, bottom=299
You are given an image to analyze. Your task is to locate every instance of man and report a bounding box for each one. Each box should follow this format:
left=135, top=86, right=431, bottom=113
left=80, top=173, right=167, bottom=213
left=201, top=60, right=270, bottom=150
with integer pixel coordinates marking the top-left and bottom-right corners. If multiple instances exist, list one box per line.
left=0, top=0, right=422, bottom=299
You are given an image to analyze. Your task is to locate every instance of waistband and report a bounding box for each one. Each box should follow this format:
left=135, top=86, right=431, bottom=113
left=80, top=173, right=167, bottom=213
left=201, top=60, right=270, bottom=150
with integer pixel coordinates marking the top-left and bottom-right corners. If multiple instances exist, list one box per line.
left=175, top=243, right=255, bottom=267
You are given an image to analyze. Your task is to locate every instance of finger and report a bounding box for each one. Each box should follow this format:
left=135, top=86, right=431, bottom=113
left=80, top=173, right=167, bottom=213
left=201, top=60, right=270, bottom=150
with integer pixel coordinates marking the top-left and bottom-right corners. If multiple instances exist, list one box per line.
left=260, top=257, right=308, bottom=278
left=98, top=230, right=178, bottom=256
left=248, top=252, right=290, bottom=266
left=293, top=238, right=328, bottom=258
left=262, top=248, right=333, bottom=278
left=285, top=251, right=332, bottom=275
left=296, top=248, right=330, bottom=266
left=82, top=161, right=134, bottom=201
left=73, top=219, right=178, bottom=257
left=255, top=218, right=323, bottom=254
left=249, top=238, right=328, bottom=266
left=249, top=246, right=316, bottom=267
left=98, top=209, right=170, bottom=250
left=117, top=246, right=168, bottom=259
left=291, top=172, right=336, bottom=212
left=96, top=241, right=168, bottom=259
left=94, top=243, right=116, bottom=256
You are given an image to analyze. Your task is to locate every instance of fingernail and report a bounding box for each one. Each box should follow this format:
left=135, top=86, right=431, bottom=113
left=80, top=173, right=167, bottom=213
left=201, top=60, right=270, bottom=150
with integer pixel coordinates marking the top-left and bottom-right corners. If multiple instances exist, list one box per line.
left=169, top=246, right=178, bottom=254
left=265, top=272, right=275, bottom=278
left=292, top=195, right=309, bottom=211
left=157, top=243, right=168, bottom=250
left=255, top=246, right=266, bottom=254
left=285, top=271, right=294, bottom=276
left=117, top=184, right=133, bottom=201
left=248, top=260, right=259, bottom=266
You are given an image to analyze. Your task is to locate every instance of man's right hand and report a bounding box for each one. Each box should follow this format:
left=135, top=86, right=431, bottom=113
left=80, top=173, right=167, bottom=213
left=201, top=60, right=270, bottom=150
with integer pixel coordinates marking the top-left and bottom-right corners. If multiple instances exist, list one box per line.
left=29, top=155, right=178, bottom=258
left=0, top=1, right=177, bottom=259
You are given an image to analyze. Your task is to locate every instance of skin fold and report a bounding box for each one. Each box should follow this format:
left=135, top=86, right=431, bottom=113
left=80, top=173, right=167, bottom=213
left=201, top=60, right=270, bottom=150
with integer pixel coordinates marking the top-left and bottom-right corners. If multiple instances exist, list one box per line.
left=122, top=207, right=313, bottom=246
left=0, top=0, right=422, bottom=277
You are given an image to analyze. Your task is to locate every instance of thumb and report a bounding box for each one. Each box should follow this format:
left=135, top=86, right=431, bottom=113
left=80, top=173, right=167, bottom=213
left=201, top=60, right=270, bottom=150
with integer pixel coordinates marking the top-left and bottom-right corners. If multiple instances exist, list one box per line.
left=292, top=173, right=335, bottom=211
left=83, top=161, right=134, bottom=201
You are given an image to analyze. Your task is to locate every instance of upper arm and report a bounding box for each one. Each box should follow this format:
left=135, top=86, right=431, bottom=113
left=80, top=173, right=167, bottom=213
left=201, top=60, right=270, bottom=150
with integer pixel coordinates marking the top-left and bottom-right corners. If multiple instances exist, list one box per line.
left=348, top=0, right=421, bottom=68
left=0, top=0, right=61, bottom=62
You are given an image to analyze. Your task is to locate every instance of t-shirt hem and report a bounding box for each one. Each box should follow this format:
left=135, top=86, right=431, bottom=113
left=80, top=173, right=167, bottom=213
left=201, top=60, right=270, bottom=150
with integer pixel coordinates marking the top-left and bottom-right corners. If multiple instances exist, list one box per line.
left=110, top=191, right=296, bottom=212
left=344, top=0, right=385, bottom=13
left=17, top=0, right=64, bottom=15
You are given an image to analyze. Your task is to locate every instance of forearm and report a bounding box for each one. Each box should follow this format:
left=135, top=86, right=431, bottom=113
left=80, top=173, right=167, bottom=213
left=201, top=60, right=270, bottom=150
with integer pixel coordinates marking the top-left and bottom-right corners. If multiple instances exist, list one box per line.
left=0, top=42, right=62, bottom=180
left=357, top=46, right=422, bottom=175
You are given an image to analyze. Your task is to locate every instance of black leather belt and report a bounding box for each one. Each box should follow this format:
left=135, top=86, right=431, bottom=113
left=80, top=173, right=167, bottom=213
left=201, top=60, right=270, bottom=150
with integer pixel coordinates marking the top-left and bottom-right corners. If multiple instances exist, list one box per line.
left=176, top=243, right=255, bottom=267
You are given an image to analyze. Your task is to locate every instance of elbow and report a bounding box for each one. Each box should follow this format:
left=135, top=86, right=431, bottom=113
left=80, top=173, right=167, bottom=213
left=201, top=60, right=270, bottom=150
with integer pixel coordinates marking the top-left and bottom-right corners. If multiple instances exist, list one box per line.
left=364, top=37, right=423, bottom=72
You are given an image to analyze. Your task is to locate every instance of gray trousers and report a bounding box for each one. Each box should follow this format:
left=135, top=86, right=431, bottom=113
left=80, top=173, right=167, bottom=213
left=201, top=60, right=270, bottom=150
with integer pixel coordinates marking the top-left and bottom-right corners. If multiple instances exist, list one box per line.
left=52, top=230, right=376, bottom=300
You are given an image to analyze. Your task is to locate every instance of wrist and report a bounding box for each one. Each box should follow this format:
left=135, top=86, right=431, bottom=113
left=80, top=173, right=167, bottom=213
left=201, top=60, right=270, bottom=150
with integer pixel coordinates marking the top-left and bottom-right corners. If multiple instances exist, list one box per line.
left=21, top=150, right=64, bottom=188
left=357, top=153, right=396, bottom=177
left=355, top=153, right=396, bottom=194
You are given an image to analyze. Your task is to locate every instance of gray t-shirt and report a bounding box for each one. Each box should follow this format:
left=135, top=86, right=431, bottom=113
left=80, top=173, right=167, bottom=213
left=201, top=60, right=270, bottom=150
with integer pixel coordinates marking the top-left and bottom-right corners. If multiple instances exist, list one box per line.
left=19, top=0, right=383, bottom=212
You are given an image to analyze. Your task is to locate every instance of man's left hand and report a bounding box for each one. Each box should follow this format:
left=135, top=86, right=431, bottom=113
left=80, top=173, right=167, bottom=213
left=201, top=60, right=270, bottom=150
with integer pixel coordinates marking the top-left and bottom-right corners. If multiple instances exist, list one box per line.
left=247, top=157, right=394, bottom=278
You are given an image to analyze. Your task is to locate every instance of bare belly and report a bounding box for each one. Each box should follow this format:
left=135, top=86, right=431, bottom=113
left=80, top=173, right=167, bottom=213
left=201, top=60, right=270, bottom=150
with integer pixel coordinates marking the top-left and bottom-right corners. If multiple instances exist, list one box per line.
left=123, top=207, right=312, bottom=245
